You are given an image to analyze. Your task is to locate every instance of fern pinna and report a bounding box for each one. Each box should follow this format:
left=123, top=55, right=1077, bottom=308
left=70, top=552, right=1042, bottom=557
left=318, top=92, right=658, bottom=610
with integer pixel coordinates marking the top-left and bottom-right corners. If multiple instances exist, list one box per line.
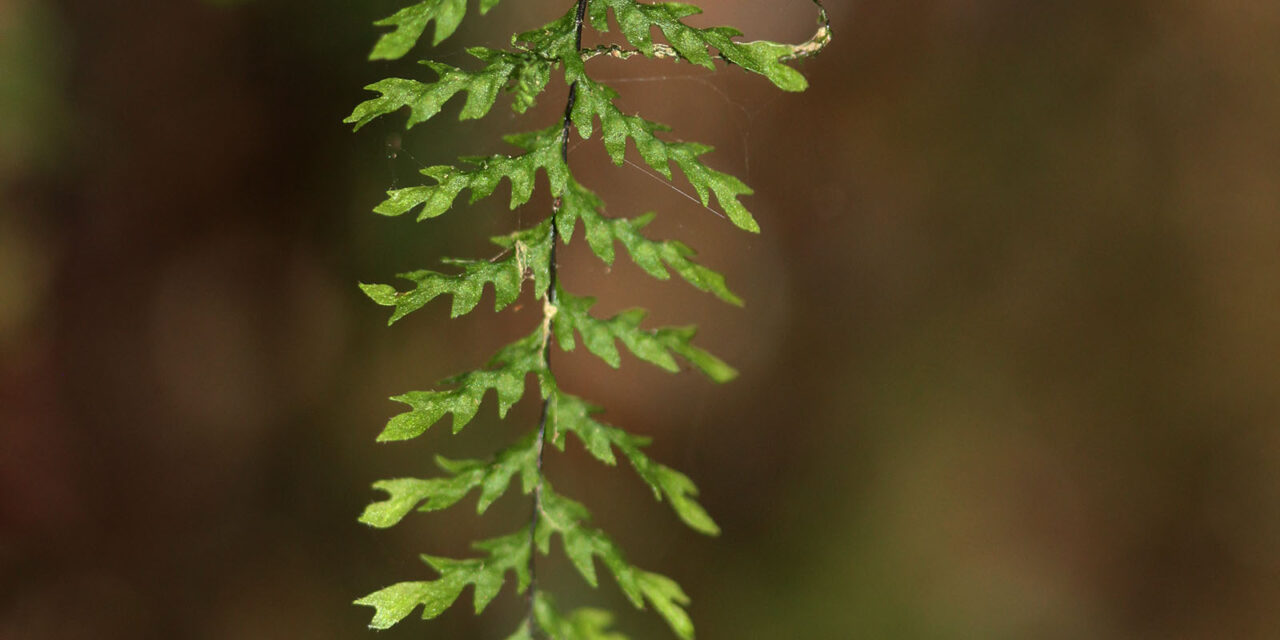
left=349, top=1, right=829, bottom=637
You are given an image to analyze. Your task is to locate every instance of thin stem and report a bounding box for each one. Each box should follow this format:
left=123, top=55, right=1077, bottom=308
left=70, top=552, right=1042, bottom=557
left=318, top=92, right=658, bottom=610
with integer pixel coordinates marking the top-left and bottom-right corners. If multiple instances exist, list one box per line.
left=526, top=0, right=589, bottom=635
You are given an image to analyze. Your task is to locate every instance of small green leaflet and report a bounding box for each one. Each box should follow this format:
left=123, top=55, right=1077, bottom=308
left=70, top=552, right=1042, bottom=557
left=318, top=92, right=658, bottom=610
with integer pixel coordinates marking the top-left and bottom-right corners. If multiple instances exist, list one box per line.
left=535, top=485, right=696, bottom=640
left=553, top=289, right=738, bottom=383
left=513, top=7, right=583, bottom=79
left=374, top=125, right=569, bottom=220
left=355, top=528, right=530, bottom=628
left=369, top=0, right=506, bottom=60
left=548, top=388, right=720, bottom=536
left=361, top=218, right=552, bottom=323
left=378, top=332, right=544, bottom=440
left=360, top=259, right=519, bottom=322
left=346, top=48, right=551, bottom=131
left=358, top=478, right=433, bottom=528
left=635, top=572, right=696, bottom=640
left=588, top=0, right=808, bottom=92
left=506, top=592, right=627, bottom=640
left=570, top=78, right=759, bottom=233
left=556, top=180, right=741, bottom=305
left=359, top=433, right=539, bottom=527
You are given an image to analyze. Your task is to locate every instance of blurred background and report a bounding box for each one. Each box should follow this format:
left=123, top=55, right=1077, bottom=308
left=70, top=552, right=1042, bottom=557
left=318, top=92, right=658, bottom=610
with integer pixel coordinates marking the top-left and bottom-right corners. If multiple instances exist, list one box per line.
left=3, top=0, right=1279, bottom=637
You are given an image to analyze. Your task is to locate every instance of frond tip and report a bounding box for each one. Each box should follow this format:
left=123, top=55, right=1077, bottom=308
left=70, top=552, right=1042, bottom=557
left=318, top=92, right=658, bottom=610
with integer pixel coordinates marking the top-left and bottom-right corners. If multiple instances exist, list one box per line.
left=355, top=528, right=531, bottom=628
left=369, top=0, right=508, bottom=60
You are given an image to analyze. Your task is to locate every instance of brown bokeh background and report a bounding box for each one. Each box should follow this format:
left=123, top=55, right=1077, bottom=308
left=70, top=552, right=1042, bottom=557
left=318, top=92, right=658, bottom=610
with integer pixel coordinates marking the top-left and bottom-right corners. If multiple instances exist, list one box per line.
left=3, top=0, right=1279, bottom=637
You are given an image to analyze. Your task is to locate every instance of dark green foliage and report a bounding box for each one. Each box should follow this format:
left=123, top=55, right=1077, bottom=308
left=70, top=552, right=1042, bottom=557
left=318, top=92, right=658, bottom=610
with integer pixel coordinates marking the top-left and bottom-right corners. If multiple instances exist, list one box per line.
left=371, top=131, right=569, bottom=219
left=346, top=48, right=552, bottom=131
left=360, top=219, right=554, bottom=322
left=556, top=179, right=742, bottom=305
left=354, top=528, right=532, bottom=628
left=551, top=289, right=737, bottom=382
left=368, top=0, right=508, bottom=59
left=350, top=0, right=828, bottom=636
left=586, top=0, right=808, bottom=91
left=379, top=331, right=546, bottom=440
left=546, top=389, right=720, bottom=535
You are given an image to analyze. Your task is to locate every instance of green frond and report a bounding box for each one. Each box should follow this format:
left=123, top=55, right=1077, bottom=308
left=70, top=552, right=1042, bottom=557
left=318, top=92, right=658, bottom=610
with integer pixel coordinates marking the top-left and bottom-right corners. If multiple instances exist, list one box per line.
left=489, top=218, right=554, bottom=297
left=552, top=289, right=738, bottom=382
left=361, top=219, right=552, bottom=323
left=588, top=0, right=808, bottom=92
left=354, top=527, right=531, bottom=628
left=359, top=261, right=519, bottom=323
left=635, top=571, right=695, bottom=640
left=570, top=78, right=759, bottom=233
left=346, top=49, right=552, bottom=131
left=535, top=485, right=696, bottom=640
left=548, top=389, right=719, bottom=536
left=513, top=7, right=584, bottom=79
left=379, top=332, right=544, bottom=441
left=515, top=592, right=628, bottom=640
left=359, top=433, right=539, bottom=528
left=369, top=0, right=507, bottom=60
left=375, top=125, right=568, bottom=220
left=358, top=478, right=435, bottom=528
left=557, top=180, right=741, bottom=305
left=503, top=125, right=568, bottom=152
left=568, top=78, right=669, bottom=172
left=665, top=140, right=758, bottom=233
left=352, top=0, right=820, bottom=635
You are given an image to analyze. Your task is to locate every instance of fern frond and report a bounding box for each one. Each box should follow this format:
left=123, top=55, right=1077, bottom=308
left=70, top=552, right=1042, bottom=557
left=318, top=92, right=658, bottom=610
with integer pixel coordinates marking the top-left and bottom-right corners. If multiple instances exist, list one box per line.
left=360, top=432, right=539, bottom=527
left=346, top=49, right=552, bottom=131
left=355, top=527, right=531, bottom=628
left=535, top=485, right=695, bottom=640
left=379, top=331, right=545, bottom=441
left=548, top=389, right=719, bottom=535
left=558, top=180, right=741, bottom=305
left=359, top=260, right=521, bottom=322
left=375, top=125, right=568, bottom=219
left=513, top=7, right=584, bottom=73
left=361, top=218, right=552, bottom=322
left=570, top=77, right=759, bottom=232
left=510, top=592, right=627, bottom=640
left=353, top=0, right=824, bottom=635
left=490, top=218, right=555, bottom=295
left=552, top=289, right=736, bottom=382
left=587, top=0, right=808, bottom=92
left=370, top=0, right=508, bottom=60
